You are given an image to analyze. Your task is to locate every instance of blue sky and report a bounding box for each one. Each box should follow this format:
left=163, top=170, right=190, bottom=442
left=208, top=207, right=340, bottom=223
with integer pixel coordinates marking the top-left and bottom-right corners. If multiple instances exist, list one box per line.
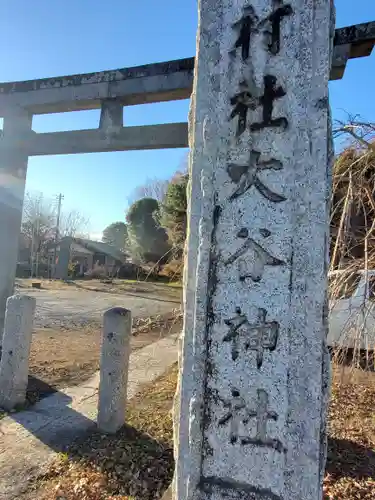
left=0, top=0, right=374, bottom=238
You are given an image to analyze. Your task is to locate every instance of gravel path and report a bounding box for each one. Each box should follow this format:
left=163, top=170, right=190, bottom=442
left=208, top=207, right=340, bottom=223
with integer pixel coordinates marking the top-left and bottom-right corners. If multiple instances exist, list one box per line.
left=17, top=288, right=179, bottom=329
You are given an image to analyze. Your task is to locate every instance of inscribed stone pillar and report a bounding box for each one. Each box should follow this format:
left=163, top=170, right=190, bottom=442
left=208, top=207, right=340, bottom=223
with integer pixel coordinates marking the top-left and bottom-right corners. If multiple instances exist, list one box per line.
left=174, top=1, right=334, bottom=500
left=0, top=109, right=32, bottom=341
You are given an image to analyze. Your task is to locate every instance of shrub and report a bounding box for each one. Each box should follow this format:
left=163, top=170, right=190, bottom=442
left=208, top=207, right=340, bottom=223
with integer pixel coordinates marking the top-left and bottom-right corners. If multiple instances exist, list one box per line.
left=117, top=262, right=145, bottom=280
left=160, top=259, right=183, bottom=281
left=84, top=263, right=108, bottom=279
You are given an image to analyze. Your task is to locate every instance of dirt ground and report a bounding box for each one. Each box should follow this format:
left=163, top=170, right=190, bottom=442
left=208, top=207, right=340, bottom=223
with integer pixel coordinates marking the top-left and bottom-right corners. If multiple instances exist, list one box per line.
left=21, top=363, right=375, bottom=500
left=16, top=278, right=182, bottom=301
left=15, top=278, right=182, bottom=331
left=26, top=314, right=182, bottom=406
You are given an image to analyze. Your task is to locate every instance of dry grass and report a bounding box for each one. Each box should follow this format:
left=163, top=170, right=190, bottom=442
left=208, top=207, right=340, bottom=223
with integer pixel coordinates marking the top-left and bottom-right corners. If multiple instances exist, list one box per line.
left=330, top=135, right=375, bottom=269
left=329, top=139, right=375, bottom=369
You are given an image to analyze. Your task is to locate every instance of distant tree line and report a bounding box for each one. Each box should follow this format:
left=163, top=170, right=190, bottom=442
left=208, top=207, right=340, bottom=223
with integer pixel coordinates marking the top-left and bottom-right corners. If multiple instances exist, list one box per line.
left=102, top=170, right=188, bottom=277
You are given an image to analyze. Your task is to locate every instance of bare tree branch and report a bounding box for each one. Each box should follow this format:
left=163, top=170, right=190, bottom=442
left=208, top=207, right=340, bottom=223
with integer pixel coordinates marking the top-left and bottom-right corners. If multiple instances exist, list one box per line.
left=21, top=191, right=89, bottom=253
left=60, top=210, right=90, bottom=238
left=127, top=177, right=170, bottom=205
left=333, top=113, right=375, bottom=151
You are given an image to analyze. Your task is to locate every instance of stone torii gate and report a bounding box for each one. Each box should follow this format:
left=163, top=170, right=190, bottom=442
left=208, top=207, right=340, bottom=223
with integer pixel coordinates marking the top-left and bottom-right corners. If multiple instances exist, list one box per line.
left=0, top=20, right=374, bottom=338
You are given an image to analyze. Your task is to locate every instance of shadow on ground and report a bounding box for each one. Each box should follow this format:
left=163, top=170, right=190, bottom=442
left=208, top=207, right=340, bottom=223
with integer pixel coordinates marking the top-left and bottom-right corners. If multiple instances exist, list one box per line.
left=26, top=375, right=58, bottom=405
left=9, top=381, right=98, bottom=453
left=326, top=436, right=375, bottom=480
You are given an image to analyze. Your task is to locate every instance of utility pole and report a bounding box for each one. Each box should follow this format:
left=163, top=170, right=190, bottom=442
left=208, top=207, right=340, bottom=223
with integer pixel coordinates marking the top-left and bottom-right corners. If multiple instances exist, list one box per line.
left=53, top=194, right=64, bottom=278
left=30, top=195, right=42, bottom=278
left=30, top=220, right=34, bottom=279
left=35, top=198, right=41, bottom=278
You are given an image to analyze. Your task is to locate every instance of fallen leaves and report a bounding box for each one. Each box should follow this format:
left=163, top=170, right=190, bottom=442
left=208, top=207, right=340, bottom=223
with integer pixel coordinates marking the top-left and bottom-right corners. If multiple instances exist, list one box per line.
left=324, top=365, right=375, bottom=499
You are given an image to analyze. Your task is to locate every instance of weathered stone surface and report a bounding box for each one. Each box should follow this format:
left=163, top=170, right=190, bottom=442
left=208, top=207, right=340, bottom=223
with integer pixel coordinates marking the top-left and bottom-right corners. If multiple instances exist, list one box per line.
left=0, top=295, right=36, bottom=410
left=174, top=1, right=334, bottom=499
left=97, top=307, right=132, bottom=433
left=0, top=110, right=32, bottom=341
left=0, top=123, right=189, bottom=157
left=99, top=99, right=123, bottom=134
left=172, top=86, right=201, bottom=492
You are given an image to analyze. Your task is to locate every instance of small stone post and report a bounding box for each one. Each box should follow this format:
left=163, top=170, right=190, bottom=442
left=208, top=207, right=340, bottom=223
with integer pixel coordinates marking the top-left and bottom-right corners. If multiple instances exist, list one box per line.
left=174, top=1, right=334, bottom=499
left=97, top=307, right=132, bottom=433
left=0, top=295, right=36, bottom=411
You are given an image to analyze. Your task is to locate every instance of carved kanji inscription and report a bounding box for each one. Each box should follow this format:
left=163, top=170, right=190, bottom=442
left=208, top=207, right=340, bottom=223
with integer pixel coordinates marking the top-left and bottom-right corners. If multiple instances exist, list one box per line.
left=250, top=75, right=288, bottom=131
left=260, top=0, right=293, bottom=55
left=230, top=76, right=287, bottom=136
left=231, top=6, right=259, bottom=61
left=223, top=307, right=279, bottom=367
left=231, top=1, right=293, bottom=60
left=229, top=80, right=257, bottom=137
left=224, top=229, right=284, bottom=283
left=232, top=0, right=293, bottom=61
left=227, top=150, right=285, bottom=202
left=218, top=388, right=285, bottom=452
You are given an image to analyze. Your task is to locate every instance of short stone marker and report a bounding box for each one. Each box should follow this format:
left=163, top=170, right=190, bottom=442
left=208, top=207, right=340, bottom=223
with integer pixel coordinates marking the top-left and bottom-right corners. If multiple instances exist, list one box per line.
left=175, top=1, right=334, bottom=499
left=97, top=307, right=132, bottom=433
left=0, top=295, right=36, bottom=411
